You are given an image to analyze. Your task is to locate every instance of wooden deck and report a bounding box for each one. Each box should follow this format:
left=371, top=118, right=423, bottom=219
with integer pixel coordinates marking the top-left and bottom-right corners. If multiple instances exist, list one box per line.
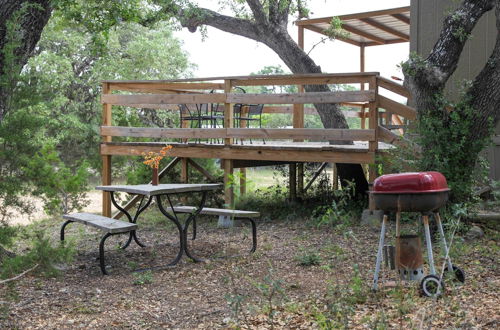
left=99, top=72, right=415, bottom=217
left=101, top=141, right=393, bottom=164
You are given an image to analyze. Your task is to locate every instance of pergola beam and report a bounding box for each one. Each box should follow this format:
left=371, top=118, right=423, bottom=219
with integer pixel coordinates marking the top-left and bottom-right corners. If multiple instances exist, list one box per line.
left=295, top=6, right=410, bottom=25
left=303, top=25, right=362, bottom=47
left=341, top=23, right=386, bottom=45
left=360, top=18, right=410, bottom=41
left=391, top=13, right=410, bottom=24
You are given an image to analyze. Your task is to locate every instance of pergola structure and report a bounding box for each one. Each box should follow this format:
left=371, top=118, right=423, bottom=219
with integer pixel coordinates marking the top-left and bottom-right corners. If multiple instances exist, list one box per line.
left=288, top=7, right=410, bottom=195
left=295, top=6, right=410, bottom=73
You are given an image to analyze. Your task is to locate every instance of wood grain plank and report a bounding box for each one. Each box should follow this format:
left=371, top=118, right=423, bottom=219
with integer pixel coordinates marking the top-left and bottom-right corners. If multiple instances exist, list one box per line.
left=376, top=76, right=410, bottom=98
left=226, top=90, right=375, bottom=104
left=377, top=95, right=416, bottom=120
left=100, top=126, right=375, bottom=141
left=102, top=72, right=379, bottom=84
left=109, top=82, right=224, bottom=91
left=101, top=93, right=225, bottom=105
left=100, top=143, right=376, bottom=164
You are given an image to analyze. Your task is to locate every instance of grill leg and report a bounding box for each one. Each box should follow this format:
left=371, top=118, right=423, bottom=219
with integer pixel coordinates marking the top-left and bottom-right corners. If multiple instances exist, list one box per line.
left=373, top=214, right=388, bottom=291
left=422, top=215, right=436, bottom=275
left=435, top=213, right=454, bottom=272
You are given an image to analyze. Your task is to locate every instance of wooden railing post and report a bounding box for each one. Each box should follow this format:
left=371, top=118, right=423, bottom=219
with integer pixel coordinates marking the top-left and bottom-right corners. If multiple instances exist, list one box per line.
left=224, top=79, right=234, bottom=145
left=101, top=82, right=112, bottom=217
left=295, top=26, right=305, bottom=195
left=223, top=80, right=234, bottom=207
left=368, top=76, right=379, bottom=183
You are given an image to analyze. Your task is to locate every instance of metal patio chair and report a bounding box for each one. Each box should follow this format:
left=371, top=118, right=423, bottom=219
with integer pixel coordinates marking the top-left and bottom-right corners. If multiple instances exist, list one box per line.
left=234, top=103, right=265, bottom=144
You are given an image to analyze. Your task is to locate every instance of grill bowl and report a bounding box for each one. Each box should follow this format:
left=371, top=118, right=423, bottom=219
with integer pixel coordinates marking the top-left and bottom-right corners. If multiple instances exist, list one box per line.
left=372, top=191, right=449, bottom=212
left=372, top=172, right=450, bottom=212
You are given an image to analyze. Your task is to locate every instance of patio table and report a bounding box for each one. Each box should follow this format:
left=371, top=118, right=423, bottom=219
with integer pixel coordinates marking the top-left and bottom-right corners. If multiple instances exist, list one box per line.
left=95, top=183, right=222, bottom=268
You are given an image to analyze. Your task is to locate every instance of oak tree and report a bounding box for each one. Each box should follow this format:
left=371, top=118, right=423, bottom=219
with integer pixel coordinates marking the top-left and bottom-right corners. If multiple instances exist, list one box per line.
left=403, top=0, right=499, bottom=200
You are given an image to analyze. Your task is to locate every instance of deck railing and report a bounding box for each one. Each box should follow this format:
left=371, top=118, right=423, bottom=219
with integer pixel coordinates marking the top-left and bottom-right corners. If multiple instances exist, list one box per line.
left=100, top=72, right=415, bottom=148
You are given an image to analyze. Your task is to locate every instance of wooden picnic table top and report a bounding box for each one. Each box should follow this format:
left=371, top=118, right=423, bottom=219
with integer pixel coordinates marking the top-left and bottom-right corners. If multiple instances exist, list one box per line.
left=95, top=183, right=222, bottom=196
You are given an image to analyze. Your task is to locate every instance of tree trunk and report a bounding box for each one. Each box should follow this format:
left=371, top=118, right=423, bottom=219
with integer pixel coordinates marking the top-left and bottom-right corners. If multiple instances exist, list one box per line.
left=0, top=0, right=52, bottom=122
left=405, top=0, right=499, bottom=146
left=178, top=6, right=369, bottom=196
left=403, top=0, right=499, bottom=201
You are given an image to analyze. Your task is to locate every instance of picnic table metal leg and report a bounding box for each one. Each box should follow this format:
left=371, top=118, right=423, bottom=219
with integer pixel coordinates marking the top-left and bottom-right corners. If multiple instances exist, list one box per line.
left=60, top=220, right=74, bottom=242
left=191, top=217, right=197, bottom=240
left=156, top=195, right=184, bottom=266
left=130, top=196, right=152, bottom=247
left=99, top=233, right=112, bottom=275
left=183, top=191, right=208, bottom=263
left=240, top=217, right=257, bottom=253
left=111, top=192, right=151, bottom=249
left=99, top=232, right=126, bottom=275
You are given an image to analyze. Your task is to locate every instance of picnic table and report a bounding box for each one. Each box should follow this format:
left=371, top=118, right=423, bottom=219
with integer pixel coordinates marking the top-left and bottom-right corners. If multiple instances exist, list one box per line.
left=95, top=183, right=222, bottom=268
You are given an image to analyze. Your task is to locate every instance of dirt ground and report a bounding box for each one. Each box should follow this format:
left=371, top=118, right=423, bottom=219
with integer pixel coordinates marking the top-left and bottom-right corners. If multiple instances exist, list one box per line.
left=8, top=192, right=104, bottom=226
left=1, top=207, right=499, bottom=329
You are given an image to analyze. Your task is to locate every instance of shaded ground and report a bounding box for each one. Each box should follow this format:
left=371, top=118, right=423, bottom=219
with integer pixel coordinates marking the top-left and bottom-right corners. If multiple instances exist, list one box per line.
left=1, top=209, right=499, bottom=329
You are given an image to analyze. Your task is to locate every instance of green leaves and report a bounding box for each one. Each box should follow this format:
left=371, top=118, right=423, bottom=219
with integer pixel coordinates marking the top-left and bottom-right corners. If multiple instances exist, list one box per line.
left=324, top=16, right=350, bottom=41
left=24, top=144, right=91, bottom=215
left=416, top=93, right=493, bottom=202
left=52, top=0, right=144, bottom=52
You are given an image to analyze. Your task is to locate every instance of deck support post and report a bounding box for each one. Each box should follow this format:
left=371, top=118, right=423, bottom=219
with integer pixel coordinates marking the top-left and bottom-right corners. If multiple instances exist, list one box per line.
left=297, top=163, right=304, bottom=196
left=240, top=168, right=246, bottom=196
left=332, top=163, right=338, bottom=190
left=181, top=158, right=189, bottom=183
left=295, top=26, right=305, bottom=198
left=180, top=157, right=189, bottom=204
left=101, top=82, right=112, bottom=217
left=224, top=159, right=234, bottom=208
left=289, top=163, right=297, bottom=201
left=102, top=155, right=112, bottom=217
left=223, top=79, right=235, bottom=207
left=368, top=76, right=379, bottom=183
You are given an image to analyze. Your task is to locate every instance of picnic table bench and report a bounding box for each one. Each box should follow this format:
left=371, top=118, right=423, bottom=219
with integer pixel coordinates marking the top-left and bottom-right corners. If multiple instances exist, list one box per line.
left=60, top=213, right=137, bottom=275
left=168, top=206, right=259, bottom=253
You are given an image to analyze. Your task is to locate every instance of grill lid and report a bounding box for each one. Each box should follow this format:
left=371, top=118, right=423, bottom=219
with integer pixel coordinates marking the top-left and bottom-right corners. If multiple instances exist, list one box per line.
left=373, top=172, right=449, bottom=194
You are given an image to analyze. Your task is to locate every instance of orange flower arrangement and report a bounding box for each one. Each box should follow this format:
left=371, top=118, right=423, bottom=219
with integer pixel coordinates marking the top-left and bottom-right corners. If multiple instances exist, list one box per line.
left=142, top=145, right=173, bottom=169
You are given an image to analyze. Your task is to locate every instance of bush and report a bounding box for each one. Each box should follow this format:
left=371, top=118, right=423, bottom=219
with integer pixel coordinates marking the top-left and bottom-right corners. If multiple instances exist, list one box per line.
left=312, top=181, right=363, bottom=228
left=1, top=228, right=75, bottom=279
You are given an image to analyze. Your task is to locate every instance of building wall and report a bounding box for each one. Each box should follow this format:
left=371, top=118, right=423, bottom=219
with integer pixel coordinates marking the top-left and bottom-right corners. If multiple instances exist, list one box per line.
left=410, top=0, right=499, bottom=181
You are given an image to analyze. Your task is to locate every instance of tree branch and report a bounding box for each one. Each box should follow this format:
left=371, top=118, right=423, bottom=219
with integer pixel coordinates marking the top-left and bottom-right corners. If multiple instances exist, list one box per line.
left=179, top=7, right=261, bottom=41
left=426, top=0, right=495, bottom=84
left=268, top=0, right=289, bottom=27
left=0, top=264, right=38, bottom=285
left=277, top=0, right=291, bottom=25
left=245, top=0, right=268, bottom=25
left=466, top=2, right=500, bottom=135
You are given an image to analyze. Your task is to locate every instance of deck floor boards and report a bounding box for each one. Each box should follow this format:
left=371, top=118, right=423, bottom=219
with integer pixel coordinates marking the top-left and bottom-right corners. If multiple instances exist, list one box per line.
left=103, top=140, right=393, bottom=152
left=101, top=140, right=392, bottom=164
